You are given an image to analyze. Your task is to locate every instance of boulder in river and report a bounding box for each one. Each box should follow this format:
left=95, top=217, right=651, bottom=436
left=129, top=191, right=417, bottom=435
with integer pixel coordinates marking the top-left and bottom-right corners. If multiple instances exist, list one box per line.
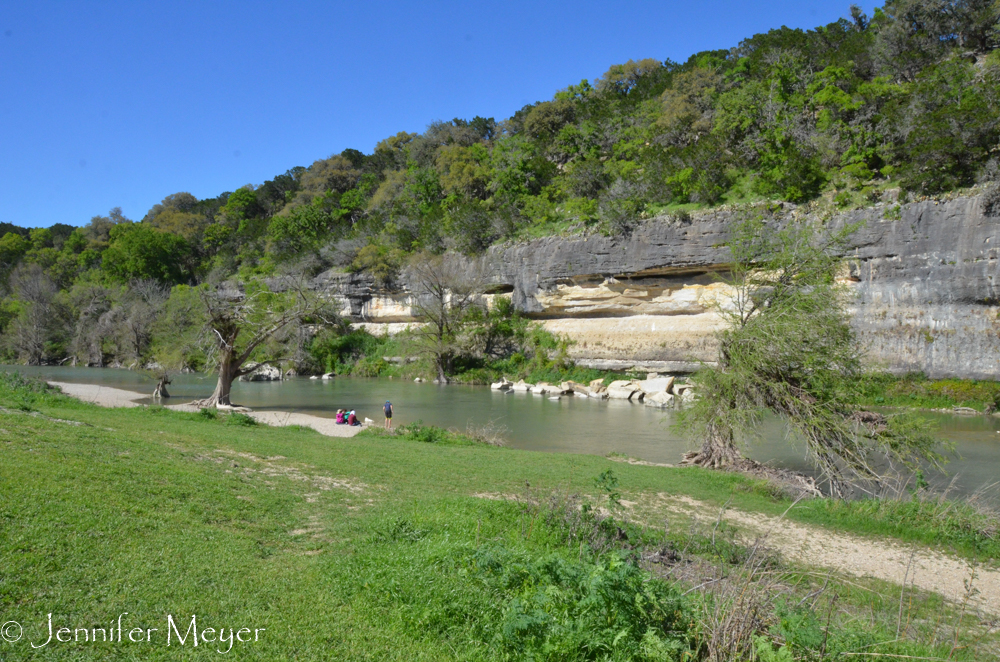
left=644, top=391, right=675, bottom=408
left=637, top=376, right=675, bottom=395
left=491, top=378, right=513, bottom=391
left=607, top=384, right=640, bottom=400
left=511, top=380, right=533, bottom=392
left=321, top=372, right=335, bottom=380
left=238, top=363, right=282, bottom=382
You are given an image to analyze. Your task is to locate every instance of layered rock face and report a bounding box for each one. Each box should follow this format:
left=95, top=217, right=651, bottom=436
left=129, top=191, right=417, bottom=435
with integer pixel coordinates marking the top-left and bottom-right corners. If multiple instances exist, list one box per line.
left=318, top=194, right=1000, bottom=379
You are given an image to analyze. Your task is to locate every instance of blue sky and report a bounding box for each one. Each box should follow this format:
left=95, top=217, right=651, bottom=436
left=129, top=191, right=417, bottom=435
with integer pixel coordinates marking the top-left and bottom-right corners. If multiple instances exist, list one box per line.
left=0, top=1, right=877, bottom=228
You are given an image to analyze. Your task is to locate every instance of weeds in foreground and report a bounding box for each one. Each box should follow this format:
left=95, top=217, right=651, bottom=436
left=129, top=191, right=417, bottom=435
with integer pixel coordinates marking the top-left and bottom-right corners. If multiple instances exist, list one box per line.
left=359, top=420, right=507, bottom=447
left=507, top=475, right=998, bottom=661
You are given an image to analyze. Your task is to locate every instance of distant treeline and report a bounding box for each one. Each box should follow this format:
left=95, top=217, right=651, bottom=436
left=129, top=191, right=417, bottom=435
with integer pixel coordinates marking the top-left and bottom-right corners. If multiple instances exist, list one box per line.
left=2, top=1, right=1000, bottom=366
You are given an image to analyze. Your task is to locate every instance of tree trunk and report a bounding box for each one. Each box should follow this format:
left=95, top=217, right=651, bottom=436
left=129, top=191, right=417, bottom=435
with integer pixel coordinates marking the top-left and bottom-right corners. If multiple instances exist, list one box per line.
left=680, top=421, right=743, bottom=469
left=152, top=375, right=171, bottom=398
left=192, top=349, right=240, bottom=407
left=435, top=358, right=449, bottom=384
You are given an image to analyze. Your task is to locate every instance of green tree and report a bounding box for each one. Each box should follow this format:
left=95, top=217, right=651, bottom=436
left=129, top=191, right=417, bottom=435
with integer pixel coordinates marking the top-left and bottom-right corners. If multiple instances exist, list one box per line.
left=405, top=254, right=486, bottom=383
left=900, top=59, right=1000, bottom=192
left=193, top=279, right=336, bottom=407
left=679, top=216, right=943, bottom=497
left=101, top=223, right=192, bottom=285
left=0, top=232, right=28, bottom=272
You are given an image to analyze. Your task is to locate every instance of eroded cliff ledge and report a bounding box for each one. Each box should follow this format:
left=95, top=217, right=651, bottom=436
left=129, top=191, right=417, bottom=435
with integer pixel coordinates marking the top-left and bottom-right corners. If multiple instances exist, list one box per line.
left=316, top=194, right=1000, bottom=379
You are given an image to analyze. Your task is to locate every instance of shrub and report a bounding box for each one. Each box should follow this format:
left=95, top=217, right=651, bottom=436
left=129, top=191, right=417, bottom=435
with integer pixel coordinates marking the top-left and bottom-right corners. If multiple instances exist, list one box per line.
left=224, top=412, right=257, bottom=427
left=0, top=372, right=65, bottom=411
left=396, top=421, right=449, bottom=443
left=470, top=544, right=695, bottom=660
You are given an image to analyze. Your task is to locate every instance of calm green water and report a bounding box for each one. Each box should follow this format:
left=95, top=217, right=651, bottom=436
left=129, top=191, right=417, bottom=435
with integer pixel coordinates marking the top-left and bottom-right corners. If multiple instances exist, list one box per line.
left=5, top=366, right=1000, bottom=502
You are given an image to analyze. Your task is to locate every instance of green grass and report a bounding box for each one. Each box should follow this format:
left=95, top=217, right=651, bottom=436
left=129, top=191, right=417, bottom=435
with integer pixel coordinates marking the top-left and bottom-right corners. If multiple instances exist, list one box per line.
left=849, top=372, right=1000, bottom=412
left=0, top=373, right=995, bottom=660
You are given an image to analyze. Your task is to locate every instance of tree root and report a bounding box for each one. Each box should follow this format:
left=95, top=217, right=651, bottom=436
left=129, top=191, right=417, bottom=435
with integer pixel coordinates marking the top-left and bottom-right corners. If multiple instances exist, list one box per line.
left=187, top=398, right=253, bottom=412
left=681, top=451, right=822, bottom=498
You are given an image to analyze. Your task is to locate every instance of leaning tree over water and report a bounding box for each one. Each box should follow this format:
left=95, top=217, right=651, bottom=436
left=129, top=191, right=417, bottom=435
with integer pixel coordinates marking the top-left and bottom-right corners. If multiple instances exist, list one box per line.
left=679, top=215, right=944, bottom=497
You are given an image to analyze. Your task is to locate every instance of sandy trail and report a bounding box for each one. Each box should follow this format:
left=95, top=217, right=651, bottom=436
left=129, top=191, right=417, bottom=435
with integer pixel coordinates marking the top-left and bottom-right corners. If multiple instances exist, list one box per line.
left=650, top=493, right=1000, bottom=615
left=48, top=381, right=364, bottom=438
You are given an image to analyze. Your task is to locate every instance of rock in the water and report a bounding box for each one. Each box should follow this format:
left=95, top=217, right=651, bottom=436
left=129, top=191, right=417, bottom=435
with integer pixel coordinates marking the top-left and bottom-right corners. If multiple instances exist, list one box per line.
left=607, top=385, right=639, bottom=400
left=531, top=382, right=553, bottom=394
left=637, top=376, right=675, bottom=395
left=309, top=375, right=320, bottom=380
left=645, top=391, right=675, bottom=408
left=414, top=377, right=425, bottom=382
left=285, top=368, right=298, bottom=378
left=321, top=372, right=335, bottom=380
left=491, top=378, right=513, bottom=391
left=548, top=395, right=561, bottom=400
left=238, top=363, right=282, bottom=382
left=589, top=391, right=609, bottom=399
left=511, top=380, right=533, bottom=392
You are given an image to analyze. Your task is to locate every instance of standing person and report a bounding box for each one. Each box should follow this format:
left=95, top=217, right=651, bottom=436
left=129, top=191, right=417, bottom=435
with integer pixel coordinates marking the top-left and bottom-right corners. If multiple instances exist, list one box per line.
left=383, top=401, right=393, bottom=429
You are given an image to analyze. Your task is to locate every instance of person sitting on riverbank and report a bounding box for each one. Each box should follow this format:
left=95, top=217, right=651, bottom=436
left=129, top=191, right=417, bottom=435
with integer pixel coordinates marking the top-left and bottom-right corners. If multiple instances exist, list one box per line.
left=335, top=409, right=346, bottom=425
left=348, top=410, right=360, bottom=426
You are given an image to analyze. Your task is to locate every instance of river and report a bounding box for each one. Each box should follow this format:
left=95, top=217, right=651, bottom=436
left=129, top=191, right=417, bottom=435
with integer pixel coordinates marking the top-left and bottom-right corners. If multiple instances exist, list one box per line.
left=4, top=365, right=1000, bottom=504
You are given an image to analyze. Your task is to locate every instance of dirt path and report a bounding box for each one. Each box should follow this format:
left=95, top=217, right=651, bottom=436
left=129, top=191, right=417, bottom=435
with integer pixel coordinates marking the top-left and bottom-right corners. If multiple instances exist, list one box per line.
left=48, top=381, right=364, bottom=438
left=648, top=493, right=1000, bottom=615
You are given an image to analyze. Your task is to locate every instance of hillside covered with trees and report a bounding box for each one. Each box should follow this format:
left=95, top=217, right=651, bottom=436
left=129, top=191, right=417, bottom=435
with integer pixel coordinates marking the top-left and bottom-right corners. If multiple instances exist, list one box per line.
left=2, top=1, right=1000, bottom=370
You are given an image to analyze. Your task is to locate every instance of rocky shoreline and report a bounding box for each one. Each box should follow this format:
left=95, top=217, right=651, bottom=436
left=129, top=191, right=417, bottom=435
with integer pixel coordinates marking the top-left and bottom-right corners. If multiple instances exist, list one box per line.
left=489, top=372, right=694, bottom=408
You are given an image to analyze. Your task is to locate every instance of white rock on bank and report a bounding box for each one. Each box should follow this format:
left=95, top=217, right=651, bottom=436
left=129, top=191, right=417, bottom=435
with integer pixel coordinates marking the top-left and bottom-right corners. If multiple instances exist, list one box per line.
left=511, top=380, right=533, bottom=392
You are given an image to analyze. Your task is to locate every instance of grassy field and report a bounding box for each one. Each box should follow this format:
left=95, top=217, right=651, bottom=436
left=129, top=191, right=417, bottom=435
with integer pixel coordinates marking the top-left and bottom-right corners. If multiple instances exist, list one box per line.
left=1, top=374, right=997, bottom=660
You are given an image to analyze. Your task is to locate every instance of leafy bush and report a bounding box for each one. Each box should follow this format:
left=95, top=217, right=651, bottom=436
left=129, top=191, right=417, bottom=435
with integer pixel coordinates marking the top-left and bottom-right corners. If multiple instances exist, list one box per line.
left=224, top=412, right=258, bottom=427
left=470, top=545, right=695, bottom=661
left=0, top=372, right=67, bottom=411
left=396, top=421, right=449, bottom=443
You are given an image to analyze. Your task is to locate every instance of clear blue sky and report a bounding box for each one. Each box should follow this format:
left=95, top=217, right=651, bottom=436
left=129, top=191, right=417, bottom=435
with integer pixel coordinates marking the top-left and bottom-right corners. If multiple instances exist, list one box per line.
left=0, top=1, right=877, bottom=229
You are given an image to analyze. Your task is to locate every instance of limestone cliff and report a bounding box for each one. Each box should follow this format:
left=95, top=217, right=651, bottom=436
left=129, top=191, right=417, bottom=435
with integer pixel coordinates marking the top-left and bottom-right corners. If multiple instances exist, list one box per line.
left=317, top=193, right=1000, bottom=380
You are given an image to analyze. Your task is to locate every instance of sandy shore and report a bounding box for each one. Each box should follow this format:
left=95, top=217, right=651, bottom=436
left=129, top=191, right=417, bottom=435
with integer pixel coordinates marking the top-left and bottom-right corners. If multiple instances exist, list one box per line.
left=48, top=381, right=364, bottom=438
